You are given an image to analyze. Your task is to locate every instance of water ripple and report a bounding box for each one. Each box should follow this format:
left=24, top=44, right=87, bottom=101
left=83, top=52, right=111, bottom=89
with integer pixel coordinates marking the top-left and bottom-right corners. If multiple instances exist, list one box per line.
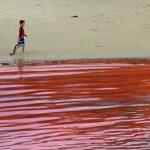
left=0, top=61, right=150, bottom=149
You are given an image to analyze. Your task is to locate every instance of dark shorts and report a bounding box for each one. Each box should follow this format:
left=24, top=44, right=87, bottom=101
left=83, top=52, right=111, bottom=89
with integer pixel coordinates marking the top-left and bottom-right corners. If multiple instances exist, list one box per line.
left=18, top=38, right=25, bottom=46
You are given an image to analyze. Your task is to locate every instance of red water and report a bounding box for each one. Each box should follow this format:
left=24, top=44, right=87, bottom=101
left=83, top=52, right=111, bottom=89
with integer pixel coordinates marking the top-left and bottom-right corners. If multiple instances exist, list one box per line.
left=0, top=60, right=150, bottom=150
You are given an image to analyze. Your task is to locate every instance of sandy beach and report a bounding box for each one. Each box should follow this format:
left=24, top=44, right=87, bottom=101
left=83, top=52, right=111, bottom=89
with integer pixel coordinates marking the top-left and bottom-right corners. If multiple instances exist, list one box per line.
left=0, top=0, right=150, bottom=62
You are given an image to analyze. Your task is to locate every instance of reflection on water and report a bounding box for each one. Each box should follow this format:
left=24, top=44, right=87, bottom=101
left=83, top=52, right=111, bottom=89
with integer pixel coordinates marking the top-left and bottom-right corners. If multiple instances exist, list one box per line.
left=0, top=60, right=150, bottom=150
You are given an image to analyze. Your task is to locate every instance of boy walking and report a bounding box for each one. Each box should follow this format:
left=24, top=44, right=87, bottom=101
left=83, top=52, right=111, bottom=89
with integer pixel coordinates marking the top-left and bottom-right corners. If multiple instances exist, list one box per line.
left=9, top=20, right=27, bottom=55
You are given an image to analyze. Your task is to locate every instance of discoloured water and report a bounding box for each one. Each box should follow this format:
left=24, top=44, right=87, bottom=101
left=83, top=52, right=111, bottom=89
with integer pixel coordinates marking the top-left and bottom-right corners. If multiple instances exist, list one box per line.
left=0, top=60, right=150, bottom=149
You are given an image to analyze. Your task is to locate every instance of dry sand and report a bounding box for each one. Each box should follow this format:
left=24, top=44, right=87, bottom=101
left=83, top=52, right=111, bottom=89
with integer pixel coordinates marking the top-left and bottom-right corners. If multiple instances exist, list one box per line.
left=0, top=0, right=150, bottom=62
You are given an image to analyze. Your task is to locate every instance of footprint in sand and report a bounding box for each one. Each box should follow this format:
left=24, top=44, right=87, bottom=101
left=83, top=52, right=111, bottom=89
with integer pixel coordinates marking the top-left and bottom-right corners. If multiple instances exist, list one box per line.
left=96, top=45, right=103, bottom=48
left=35, top=4, right=40, bottom=7
left=105, top=21, right=110, bottom=24
left=91, top=29, right=98, bottom=32
left=141, top=24, right=150, bottom=29
left=144, top=5, right=150, bottom=9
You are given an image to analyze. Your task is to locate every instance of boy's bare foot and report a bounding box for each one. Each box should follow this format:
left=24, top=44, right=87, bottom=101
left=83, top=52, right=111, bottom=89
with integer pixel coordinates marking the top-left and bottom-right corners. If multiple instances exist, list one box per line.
left=9, top=53, right=14, bottom=56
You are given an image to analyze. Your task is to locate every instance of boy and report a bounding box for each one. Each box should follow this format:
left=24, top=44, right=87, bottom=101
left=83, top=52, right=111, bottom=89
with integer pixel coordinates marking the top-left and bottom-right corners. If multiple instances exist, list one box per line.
left=9, top=20, right=27, bottom=55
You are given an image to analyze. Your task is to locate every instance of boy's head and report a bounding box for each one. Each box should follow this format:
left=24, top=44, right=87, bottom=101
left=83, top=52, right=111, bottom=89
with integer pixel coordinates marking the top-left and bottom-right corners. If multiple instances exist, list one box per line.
left=19, top=20, right=25, bottom=26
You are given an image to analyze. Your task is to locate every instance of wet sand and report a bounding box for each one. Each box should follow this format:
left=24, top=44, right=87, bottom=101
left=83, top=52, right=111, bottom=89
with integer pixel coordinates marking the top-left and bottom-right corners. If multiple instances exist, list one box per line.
left=0, top=60, right=150, bottom=149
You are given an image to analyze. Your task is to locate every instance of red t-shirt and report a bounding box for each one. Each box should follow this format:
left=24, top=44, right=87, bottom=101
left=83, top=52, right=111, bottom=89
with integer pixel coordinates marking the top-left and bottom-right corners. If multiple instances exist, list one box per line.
left=19, top=26, right=25, bottom=38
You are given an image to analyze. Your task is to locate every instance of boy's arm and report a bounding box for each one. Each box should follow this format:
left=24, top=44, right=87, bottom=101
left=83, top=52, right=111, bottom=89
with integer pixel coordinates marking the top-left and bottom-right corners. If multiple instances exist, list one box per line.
left=23, top=27, right=27, bottom=37
left=24, top=29, right=27, bottom=37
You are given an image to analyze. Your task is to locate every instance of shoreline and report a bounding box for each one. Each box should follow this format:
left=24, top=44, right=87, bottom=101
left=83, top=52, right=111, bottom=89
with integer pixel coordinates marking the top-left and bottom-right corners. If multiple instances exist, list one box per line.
left=0, top=58, right=150, bottom=66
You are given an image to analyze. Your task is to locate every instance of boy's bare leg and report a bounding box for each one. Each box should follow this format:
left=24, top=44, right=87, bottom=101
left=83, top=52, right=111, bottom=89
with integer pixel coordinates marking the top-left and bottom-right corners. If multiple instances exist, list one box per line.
left=22, top=46, right=25, bottom=53
left=9, top=44, right=21, bottom=55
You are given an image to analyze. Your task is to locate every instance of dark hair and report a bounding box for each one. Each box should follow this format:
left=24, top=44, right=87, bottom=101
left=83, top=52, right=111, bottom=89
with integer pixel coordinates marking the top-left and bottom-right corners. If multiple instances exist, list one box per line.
left=19, top=20, right=25, bottom=25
